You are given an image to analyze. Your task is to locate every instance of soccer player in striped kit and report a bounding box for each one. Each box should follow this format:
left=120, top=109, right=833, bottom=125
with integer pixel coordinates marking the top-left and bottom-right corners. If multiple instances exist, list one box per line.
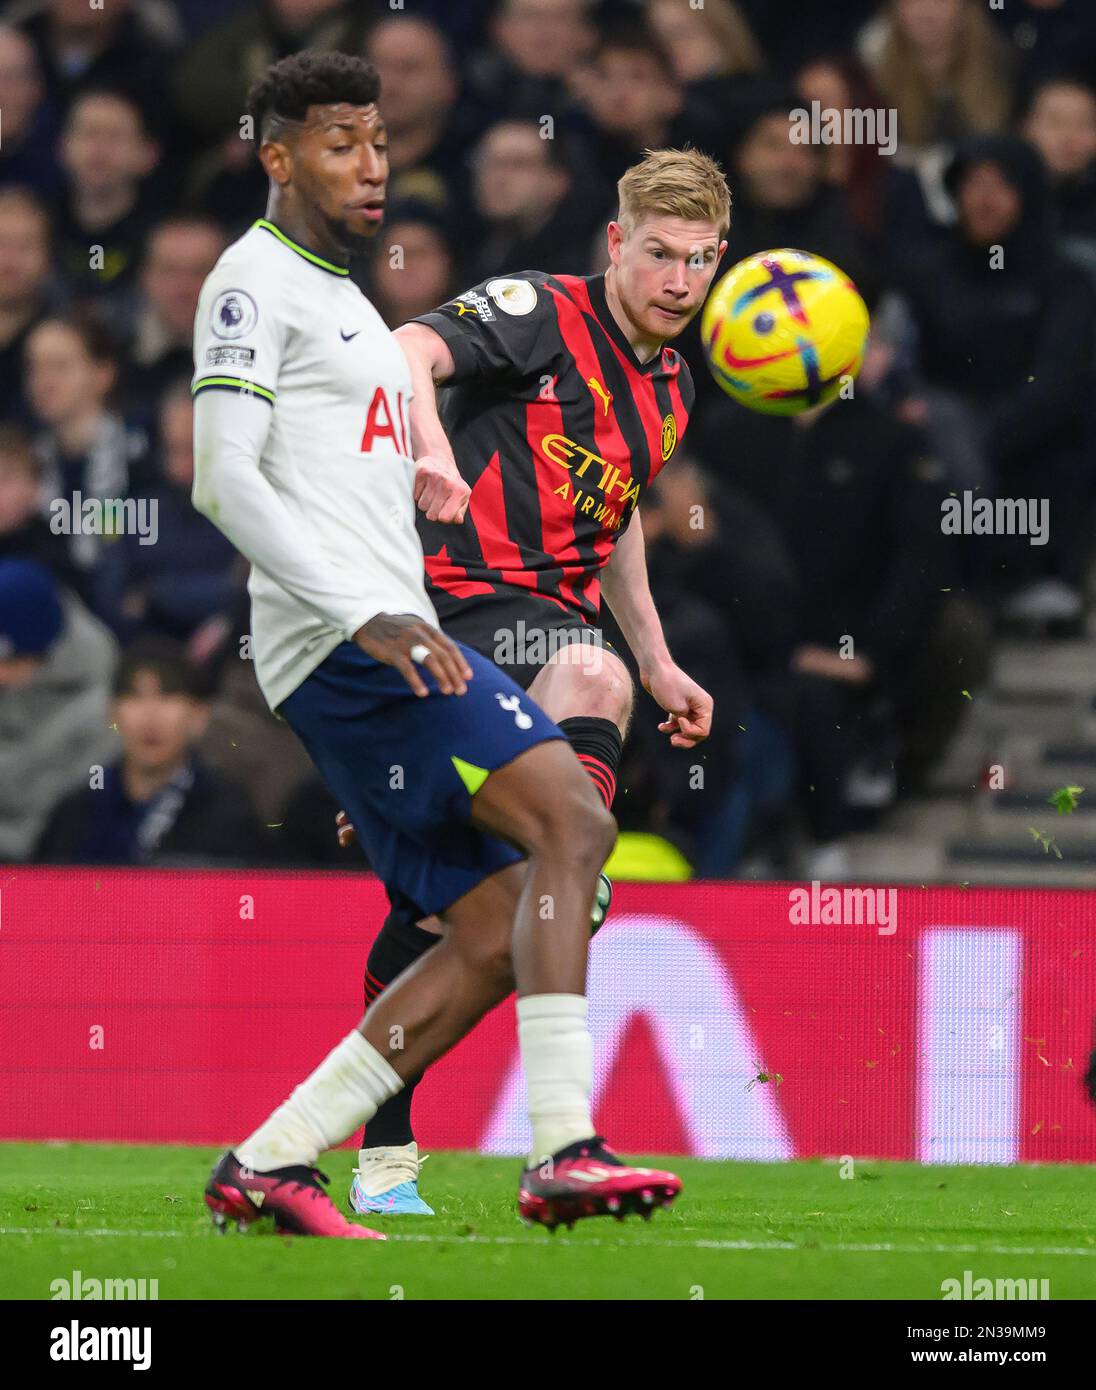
left=349, top=147, right=730, bottom=1214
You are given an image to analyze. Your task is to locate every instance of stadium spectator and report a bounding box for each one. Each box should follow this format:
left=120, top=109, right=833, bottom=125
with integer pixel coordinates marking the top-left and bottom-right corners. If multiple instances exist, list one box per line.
left=571, top=22, right=685, bottom=190
left=463, top=119, right=603, bottom=284
left=53, top=88, right=161, bottom=320
left=637, top=458, right=799, bottom=874
left=677, top=87, right=875, bottom=411
left=648, top=0, right=763, bottom=85
left=860, top=0, right=1014, bottom=150
left=860, top=0, right=1015, bottom=264
left=0, top=558, right=117, bottom=862
left=171, top=0, right=371, bottom=150
left=25, top=313, right=151, bottom=614
left=12, top=0, right=181, bottom=132
left=728, top=87, right=876, bottom=291
left=794, top=53, right=890, bottom=243
left=647, top=0, right=766, bottom=153
left=691, top=391, right=963, bottom=874
left=882, top=133, right=1096, bottom=621
left=193, top=592, right=315, bottom=826
left=0, top=424, right=71, bottom=577
left=0, top=25, right=64, bottom=197
left=0, top=188, right=53, bottom=425
left=95, top=383, right=245, bottom=643
left=368, top=202, right=457, bottom=329
left=33, top=637, right=270, bottom=866
left=734, top=0, right=879, bottom=77
left=365, top=15, right=474, bottom=216
left=990, top=0, right=1096, bottom=89
left=1021, top=75, right=1096, bottom=275
left=468, top=0, right=597, bottom=120
left=122, top=216, right=227, bottom=413
left=604, top=575, right=745, bottom=869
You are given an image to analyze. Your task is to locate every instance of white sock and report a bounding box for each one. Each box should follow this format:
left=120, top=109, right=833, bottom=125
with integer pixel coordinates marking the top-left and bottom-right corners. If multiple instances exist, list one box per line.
left=517, top=993, right=595, bottom=1166
left=236, top=1031, right=403, bottom=1172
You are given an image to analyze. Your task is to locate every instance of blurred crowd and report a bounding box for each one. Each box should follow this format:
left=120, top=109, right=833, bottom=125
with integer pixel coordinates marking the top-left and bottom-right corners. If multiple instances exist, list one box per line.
left=2, top=0, right=1096, bottom=878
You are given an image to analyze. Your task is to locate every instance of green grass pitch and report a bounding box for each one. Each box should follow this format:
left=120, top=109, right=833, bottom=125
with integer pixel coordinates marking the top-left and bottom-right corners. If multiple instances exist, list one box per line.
left=1, top=1143, right=1093, bottom=1300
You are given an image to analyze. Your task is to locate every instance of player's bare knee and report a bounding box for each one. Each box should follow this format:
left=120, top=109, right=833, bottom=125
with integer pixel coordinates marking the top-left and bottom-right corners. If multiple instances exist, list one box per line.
left=586, top=656, right=634, bottom=734
left=583, top=795, right=618, bottom=865
left=527, top=782, right=616, bottom=869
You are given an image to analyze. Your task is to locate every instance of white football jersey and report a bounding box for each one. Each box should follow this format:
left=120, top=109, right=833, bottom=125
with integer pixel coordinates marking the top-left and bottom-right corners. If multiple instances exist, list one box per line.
left=191, top=219, right=437, bottom=710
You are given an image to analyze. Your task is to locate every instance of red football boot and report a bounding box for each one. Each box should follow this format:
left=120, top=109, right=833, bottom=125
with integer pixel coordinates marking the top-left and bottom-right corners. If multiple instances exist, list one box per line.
left=518, top=1136, right=681, bottom=1231
left=204, top=1151, right=385, bottom=1239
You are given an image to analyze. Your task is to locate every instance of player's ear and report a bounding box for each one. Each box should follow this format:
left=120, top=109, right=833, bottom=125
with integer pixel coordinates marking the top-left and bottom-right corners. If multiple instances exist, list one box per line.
left=606, top=220, right=624, bottom=262
left=258, top=139, right=292, bottom=187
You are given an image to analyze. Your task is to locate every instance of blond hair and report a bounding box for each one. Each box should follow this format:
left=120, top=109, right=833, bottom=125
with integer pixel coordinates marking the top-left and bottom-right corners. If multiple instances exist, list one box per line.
left=870, top=0, right=1012, bottom=149
left=652, top=0, right=763, bottom=80
left=617, top=147, right=732, bottom=237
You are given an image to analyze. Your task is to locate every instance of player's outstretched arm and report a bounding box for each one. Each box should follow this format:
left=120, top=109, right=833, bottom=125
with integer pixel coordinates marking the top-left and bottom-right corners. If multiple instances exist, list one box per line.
left=393, top=323, right=469, bottom=524
left=601, top=509, right=714, bottom=749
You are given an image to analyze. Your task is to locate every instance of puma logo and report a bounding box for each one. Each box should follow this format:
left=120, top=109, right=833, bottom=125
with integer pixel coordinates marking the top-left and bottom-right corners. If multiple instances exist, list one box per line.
left=495, top=692, right=533, bottom=729
left=587, top=376, right=613, bottom=416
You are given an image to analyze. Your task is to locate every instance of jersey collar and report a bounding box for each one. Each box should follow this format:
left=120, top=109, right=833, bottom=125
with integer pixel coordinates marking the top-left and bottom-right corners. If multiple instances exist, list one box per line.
left=253, top=218, right=350, bottom=276
left=586, top=273, right=666, bottom=375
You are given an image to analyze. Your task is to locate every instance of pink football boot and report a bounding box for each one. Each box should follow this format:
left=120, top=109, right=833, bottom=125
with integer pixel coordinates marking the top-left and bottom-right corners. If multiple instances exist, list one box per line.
left=205, top=1151, right=385, bottom=1239
left=518, top=1136, right=681, bottom=1231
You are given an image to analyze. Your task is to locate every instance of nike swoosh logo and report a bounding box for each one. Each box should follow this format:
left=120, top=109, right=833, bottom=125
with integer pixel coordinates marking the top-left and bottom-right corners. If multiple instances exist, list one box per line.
left=340, top=329, right=361, bottom=341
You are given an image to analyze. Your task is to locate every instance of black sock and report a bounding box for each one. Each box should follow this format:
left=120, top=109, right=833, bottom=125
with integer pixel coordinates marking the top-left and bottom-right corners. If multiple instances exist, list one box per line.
left=557, top=716, right=623, bottom=809
left=361, top=912, right=440, bottom=1149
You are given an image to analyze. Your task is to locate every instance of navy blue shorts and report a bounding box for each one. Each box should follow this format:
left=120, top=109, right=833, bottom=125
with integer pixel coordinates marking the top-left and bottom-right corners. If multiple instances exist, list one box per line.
left=279, top=639, right=565, bottom=921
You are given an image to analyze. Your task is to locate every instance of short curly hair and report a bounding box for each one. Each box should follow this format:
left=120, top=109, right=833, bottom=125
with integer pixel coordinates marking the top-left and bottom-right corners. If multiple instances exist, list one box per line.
left=246, top=50, right=382, bottom=139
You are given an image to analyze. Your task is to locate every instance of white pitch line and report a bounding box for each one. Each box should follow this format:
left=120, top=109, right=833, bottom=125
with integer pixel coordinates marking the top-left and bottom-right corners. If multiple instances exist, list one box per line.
left=1, top=1226, right=1094, bottom=1258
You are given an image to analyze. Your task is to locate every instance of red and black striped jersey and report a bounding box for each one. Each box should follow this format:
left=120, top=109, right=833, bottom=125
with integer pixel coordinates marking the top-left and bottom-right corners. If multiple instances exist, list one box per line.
left=410, top=270, right=694, bottom=624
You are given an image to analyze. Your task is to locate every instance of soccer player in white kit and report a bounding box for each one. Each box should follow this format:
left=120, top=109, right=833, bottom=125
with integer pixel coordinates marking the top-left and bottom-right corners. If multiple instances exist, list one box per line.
left=191, top=51, right=681, bottom=1237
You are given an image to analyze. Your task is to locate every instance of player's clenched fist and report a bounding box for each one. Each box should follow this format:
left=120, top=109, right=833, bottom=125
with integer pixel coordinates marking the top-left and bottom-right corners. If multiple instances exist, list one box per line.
left=413, top=454, right=470, bottom=523
left=351, top=613, right=473, bottom=698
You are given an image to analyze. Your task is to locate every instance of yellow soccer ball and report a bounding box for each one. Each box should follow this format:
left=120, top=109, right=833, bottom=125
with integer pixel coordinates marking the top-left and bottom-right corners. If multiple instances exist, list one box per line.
left=701, top=249, right=870, bottom=415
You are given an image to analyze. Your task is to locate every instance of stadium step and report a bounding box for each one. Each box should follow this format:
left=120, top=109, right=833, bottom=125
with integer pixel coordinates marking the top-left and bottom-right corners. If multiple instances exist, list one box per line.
left=846, top=632, right=1096, bottom=886
left=945, top=839, right=1096, bottom=888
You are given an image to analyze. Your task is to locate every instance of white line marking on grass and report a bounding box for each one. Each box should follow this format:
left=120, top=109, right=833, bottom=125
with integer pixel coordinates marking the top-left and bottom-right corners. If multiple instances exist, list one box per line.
left=2, top=1226, right=1094, bottom=1258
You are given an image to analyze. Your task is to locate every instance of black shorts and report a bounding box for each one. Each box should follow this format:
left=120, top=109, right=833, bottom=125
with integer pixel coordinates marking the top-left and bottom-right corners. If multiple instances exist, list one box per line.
left=437, top=590, right=608, bottom=692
